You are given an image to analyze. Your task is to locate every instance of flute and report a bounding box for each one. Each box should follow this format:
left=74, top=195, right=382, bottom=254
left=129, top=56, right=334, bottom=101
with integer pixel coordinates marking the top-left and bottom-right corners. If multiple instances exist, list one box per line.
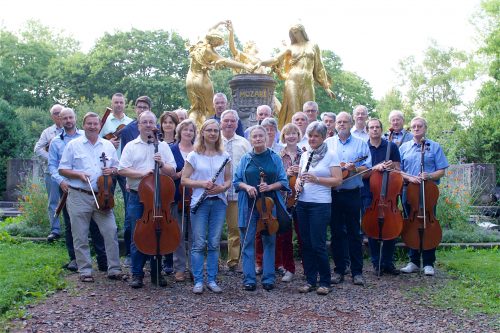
left=291, top=150, right=314, bottom=212
left=190, top=157, right=230, bottom=214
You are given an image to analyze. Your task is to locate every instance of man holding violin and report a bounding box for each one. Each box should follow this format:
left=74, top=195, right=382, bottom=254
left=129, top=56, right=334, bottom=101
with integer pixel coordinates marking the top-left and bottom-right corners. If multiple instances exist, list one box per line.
left=364, top=118, right=401, bottom=276
left=325, top=112, right=371, bottom=286
left=119, top=111, right=177, bottom=289
left=59, top=112, right=123, bottom=283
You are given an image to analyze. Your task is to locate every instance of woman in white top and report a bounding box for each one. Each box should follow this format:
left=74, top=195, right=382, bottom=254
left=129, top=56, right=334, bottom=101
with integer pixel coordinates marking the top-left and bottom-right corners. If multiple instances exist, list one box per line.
left=181, top=119, right=231, bottom=294
left=295, top=121, right=342, bottom=295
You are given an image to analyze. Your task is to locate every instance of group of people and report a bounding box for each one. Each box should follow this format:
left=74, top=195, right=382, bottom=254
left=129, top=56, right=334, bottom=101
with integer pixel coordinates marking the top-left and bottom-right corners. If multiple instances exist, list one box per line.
left=35, top=93, right=448, bottom=295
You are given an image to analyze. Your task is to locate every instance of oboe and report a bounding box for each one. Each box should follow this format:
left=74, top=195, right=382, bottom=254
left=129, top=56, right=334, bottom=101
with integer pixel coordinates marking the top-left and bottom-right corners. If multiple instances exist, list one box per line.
left=190, top=157, right=230, bottom=214
left=291, top=150, right=314, bottom=212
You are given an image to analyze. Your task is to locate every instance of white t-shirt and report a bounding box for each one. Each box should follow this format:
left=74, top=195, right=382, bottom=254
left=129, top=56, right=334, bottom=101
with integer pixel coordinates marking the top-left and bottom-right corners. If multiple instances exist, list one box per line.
left=119, top=137, right=176, bottom=191
left=298, top=150, right=340, bottom=204
left=185, top=151, right=230, bottom=208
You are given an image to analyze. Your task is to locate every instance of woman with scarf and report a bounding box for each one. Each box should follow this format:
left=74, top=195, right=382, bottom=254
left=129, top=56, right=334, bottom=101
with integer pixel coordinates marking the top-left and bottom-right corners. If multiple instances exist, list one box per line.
left=296, top=121, right=342, bottom=295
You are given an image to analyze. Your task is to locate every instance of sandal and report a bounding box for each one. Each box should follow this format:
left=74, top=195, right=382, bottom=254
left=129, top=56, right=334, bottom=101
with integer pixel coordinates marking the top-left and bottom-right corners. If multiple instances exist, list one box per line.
left=79, top=275, right=94, bottom=283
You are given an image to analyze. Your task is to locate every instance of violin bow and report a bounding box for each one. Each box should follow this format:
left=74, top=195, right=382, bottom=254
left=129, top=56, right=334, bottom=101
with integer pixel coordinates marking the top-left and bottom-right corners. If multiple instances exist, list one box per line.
left=237, top=196, right=257, bottom=267
left=86, top=176, right=100, bottom=210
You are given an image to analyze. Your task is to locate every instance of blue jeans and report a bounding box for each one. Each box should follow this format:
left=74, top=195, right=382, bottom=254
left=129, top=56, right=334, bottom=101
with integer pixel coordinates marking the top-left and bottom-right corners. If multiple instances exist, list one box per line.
left=296, top=201, right=331, bottom=287
left=239, top=207, right=276, bottom=285
left=127, top=191, right=161, bottom=278
left=44, top=174, right=61, bottom=234
left=368, top=238, right=397, bottom=268
left=190, top=198, right=226, bottom=285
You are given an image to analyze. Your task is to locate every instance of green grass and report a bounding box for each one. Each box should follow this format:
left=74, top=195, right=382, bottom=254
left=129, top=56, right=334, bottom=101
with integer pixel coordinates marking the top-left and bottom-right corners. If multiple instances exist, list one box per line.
left=0, top=240, right=67, bottom=329
left=432, top=247, right=500, bottom=315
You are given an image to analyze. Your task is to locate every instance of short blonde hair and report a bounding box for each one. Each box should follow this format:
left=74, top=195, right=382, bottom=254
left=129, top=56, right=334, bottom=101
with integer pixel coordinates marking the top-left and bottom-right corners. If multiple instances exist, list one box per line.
left=175, top=119, right=197, bottom=143
left=280, top=123, right=302, bottom=143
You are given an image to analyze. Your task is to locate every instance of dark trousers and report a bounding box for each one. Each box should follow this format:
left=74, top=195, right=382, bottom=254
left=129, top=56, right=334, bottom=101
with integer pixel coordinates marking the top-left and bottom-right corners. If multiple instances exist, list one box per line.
left=296, top=201, right=331, bottom=288
left=60, top=189, right=107, bottom=266
left=368, top=238, right=397, bottom=268
left=111, top=174, right=130, bottom=256
left=330, top=188, right=363, bottom=276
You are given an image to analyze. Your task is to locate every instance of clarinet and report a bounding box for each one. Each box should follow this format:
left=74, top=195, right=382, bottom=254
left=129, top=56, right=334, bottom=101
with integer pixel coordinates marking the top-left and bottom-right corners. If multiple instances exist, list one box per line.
left=291, top=150, right=314, bottom=212
left=191, top=157, right=230, bottom=214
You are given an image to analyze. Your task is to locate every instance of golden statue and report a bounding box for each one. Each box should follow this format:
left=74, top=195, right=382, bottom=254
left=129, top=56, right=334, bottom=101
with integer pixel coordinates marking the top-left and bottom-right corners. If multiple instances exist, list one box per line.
left=186, top=21, right=256, bottom=127
left=261, top=24, right=335, bottom=129
left=227, top=20, right=282, bottom=116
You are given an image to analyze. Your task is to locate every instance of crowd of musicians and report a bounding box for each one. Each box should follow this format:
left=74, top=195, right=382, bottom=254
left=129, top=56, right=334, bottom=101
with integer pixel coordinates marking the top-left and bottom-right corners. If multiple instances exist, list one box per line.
left=34, top=93, right=448, bottom=295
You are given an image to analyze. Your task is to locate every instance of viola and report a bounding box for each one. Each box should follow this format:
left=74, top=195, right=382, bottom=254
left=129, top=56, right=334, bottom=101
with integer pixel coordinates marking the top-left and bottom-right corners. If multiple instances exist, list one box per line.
left=103, top=123, right=126, bottom=140
left=96, top=152, right=115, bottom=210
left=134, top=130, right=181, bottom=256
left=256, top=171, right=279, bottom=235
left=286, top=175, right=297, bottom=208
left=362, top=129, right=403, bottom=241
left=401, top=139, right=442, bottom=251
left=341, top=155, right=368, bottom=179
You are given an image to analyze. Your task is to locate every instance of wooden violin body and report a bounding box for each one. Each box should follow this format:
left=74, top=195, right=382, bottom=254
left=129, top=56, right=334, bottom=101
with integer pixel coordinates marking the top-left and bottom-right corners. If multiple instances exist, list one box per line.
left=341, top=155, right=368, bottom=179
left=286, top=175, right=297, bottom=208
left=103, top=123, right=126, bottom=140
left=256, top=196, right=279, bottom=235
left=401, top=181, right=442, bottom=250
left=97, top=152, right=114, bottom=210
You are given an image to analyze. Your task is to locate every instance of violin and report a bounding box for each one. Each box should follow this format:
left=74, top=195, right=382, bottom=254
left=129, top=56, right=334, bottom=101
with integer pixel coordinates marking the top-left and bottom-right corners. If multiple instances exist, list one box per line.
left=134, top=130, right=181, bottom=256
left=98, top=107, right=112, bottom=134
left=178, top=184, right=192, bottom=212
left=401, top=139, right=442, bottom=251
left=96, top=152, right=115, bottom=210
left=103, top=124, right=126, bottom=140
left=340, top=155, right=368, bottom=179
left=362, top=129, right=403, bottom=241
left=256, top=171, right=279, bottom=235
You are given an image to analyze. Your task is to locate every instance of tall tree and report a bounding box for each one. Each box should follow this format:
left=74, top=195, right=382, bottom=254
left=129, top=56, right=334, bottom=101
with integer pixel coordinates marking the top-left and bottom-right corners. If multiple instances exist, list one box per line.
left=375, top=88, right=414, bottom=129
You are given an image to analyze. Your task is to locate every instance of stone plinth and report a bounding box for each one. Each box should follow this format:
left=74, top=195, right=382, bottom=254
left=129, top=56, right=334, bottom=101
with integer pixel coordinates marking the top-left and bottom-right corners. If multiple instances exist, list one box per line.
left=447, top=163, right=496, bottom=205
left=229, top=74, right=276, bottom=130
left=3, top=159, right=38, bottom=201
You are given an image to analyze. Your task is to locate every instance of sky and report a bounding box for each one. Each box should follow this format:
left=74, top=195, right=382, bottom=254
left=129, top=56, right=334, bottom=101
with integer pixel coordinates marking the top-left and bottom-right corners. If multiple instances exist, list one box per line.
left=0, top=0, right=482, bottom=99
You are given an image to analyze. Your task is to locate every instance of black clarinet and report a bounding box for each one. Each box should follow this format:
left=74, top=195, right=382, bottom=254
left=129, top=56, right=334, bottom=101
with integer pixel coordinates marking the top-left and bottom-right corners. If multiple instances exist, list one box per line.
left=190, top=157, right=230, bottom=214
left=291, top=150, right=314, bottom=212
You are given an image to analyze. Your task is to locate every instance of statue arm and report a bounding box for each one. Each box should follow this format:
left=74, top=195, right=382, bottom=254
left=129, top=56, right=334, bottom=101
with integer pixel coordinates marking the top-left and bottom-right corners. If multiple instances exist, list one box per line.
left=209, top=20, right=228, bottom=31
left=260, top=48, right=289, bottom=67
left=227, top=21, right=239, bottom=58
left=312, top=44, right=335, bottom=98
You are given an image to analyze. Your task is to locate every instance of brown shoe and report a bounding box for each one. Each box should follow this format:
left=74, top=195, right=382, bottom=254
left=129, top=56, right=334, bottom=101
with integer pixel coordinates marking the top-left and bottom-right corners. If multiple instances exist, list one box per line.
left=316, top=286, right=330, bottom=295
left=298, top=284, right=315, bottom=293
left=175, top=271, right=186, bottom=282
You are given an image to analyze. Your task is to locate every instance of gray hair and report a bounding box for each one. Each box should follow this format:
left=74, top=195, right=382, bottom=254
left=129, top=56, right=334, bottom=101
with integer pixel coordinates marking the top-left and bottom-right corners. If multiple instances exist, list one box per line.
left=303, top=101, right=318, bottom=111
left=213, top=92, right=227, bottom=103
left=321, top=112, right=336, bottom=121
left=60, top=107, right=76, bottom=118
left=388, top=110, right=404, bottom=121
left=410, top=116, right=428, bottom=129
left=292, top=111, right=308, bottom=122
left=261, top=117, right=278, bottom=131
left=174, top=108, right=188, bottom=118
left=50, top=104, right=63, bottom=115
left=353, top=105, right=368, bottom=116
left=221, top=109, right=239, bottom=121
left=337, top=111, right=353, bottom=124
left=306, top=121, right=327, bottom=139
left=247, top=125, right=268, bottom=143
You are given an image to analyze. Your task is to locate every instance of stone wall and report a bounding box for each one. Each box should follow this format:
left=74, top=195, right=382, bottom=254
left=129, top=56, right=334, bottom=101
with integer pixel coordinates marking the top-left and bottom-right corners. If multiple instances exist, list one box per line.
left=446, top=163, right=496, bottom=205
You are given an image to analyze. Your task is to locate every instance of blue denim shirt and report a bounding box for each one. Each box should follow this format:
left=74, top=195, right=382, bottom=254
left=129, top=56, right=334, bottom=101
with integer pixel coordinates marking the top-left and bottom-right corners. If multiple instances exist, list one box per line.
left=399, top=138, right=449, bottom=183
left=48, top=129, right=84, bottom=185
left=233, top=149, right=290, bottom=228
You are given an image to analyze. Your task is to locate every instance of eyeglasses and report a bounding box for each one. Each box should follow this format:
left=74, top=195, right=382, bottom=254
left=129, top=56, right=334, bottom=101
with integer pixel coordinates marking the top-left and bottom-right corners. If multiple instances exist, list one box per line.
left=135, top=105, right=150, bottom=110
left=304, top=109, right=318, bottom=114
left=139, top=121, right=156, bottom=125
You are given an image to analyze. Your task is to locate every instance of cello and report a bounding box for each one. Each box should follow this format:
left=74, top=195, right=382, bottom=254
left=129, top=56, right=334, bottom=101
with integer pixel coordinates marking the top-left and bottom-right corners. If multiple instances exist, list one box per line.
left=401, top=139, right=442, bottom=259
left=256, top=171, right=279, bottom=235
left=96, top=152, right=115, bottom=210
left=134, top=130, right=181, bottom=259
left=361, top=129, right=404, bottom=275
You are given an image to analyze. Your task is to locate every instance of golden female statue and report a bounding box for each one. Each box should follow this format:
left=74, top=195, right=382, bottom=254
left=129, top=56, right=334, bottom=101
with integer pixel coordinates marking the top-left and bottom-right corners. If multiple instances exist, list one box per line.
left=262, top=24, right=334, bottom=129
left=186, top=21, right=256, bottom=127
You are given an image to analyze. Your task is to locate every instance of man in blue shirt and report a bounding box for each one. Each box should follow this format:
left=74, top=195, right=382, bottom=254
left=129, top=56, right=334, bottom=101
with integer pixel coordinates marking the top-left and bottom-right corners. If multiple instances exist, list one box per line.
left=387, top=110, right=413, bottom=147
left=48, top=108, right=107, bottom=272
left=399, top=116, right=449, bottom=276
left=364, top=119, right=402, bottom=276
left=211, top=93, right=244, bottom=137
left=326, top=112, right=371, bottom=286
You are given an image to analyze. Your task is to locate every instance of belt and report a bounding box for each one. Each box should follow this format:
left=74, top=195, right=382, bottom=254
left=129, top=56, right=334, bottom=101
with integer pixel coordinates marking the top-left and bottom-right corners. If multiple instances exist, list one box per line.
left=69, top=186, right=97, bottom=196
left=331, top=187, right=360, bottom=193
left=129, top=189, right=138, bottom=194
left=206, top=196, right=220, bottom=201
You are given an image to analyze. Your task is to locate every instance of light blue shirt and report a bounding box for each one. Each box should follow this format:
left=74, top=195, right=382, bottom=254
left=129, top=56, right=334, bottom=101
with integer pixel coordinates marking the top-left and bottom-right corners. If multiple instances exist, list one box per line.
left=48, top=129, right=84, bottom=185
left=399, top=138, right=449, bottom=184
left=99, top=113, right=133, bottom=139
left=59, top=136, right=118, bottom=191
left=327, top=134, right=371, bottom=190
left=387, top=129, right=413, bottom=147
left=350, top=127, right=369, bottom=141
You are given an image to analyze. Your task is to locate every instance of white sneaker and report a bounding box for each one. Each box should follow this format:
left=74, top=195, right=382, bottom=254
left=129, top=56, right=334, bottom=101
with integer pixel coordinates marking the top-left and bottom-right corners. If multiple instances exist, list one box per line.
left=424, top=266, right=435, bottom=276
left=400, top=262, right=419, bottom=273
left=192, top=282, right=204, bottom=294
left=207, top=281, right=222, bottom=293
left=281, top=271, right=294, bottom=282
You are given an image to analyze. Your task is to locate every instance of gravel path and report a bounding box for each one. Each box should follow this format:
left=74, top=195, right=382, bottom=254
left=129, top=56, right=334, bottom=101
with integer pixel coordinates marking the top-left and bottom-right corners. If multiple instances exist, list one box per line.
left=11, top=261, right=498, bottom=333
